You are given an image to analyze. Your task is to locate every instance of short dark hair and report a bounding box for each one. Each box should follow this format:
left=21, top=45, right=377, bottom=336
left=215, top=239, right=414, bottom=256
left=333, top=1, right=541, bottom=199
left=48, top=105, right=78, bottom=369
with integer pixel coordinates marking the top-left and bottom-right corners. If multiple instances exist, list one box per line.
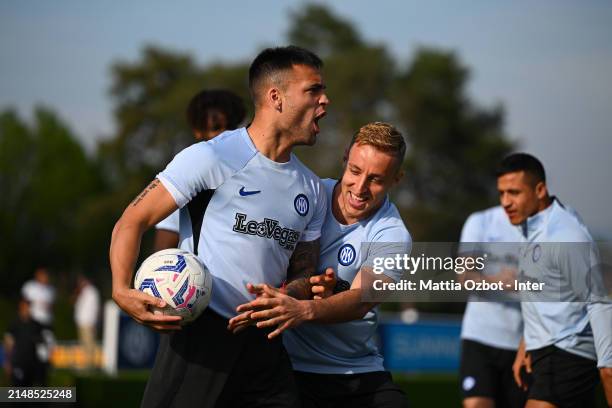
left=496, top=153, right=546, bottom=184
left=186, top=89, right=246, bottom=133
left=248, top=45, right=323, bottom=104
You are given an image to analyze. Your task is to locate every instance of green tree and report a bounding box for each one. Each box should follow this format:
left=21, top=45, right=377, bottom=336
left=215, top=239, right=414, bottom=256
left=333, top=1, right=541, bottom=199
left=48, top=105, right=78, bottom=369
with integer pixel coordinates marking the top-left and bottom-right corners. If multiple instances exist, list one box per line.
left=288, top=4, right=363, bottom=59
left=92, top=47, right=206, bottom=268
left=0, top=108, right=102, bottom=295
left=393, top=49, right=514, bottom=240
left=91, top=46, right=252, bottom=270
left=99, top=46, right=251, bottom=190
left=99, top=47, right=202, bottom=186
left=288, top=5, right=514, bottom=239
left=0, top=110, right=36, bottom=293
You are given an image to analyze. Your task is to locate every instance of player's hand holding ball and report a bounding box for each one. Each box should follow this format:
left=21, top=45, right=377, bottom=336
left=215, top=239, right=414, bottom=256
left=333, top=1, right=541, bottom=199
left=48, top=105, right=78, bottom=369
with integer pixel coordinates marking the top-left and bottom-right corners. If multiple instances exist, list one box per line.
left=121, top=248, right=213, bottom=331
left=113, top=286, right=183, bottom=331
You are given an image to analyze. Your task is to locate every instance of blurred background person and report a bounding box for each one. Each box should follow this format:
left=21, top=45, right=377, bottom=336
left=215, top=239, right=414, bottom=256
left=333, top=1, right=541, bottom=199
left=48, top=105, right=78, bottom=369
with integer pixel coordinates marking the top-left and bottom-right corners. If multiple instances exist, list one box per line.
left=498, top=153, right=612, bottom=407
left=3, top=299, right=48, bottom=386
left=187, top=88, right=246, bottom=142
left=458, top=207, right=525, bottom=408
left=73, top=274, right=100, bottom=370
left=153, top=89, right=246, bottom=252
left=21, top=266, right=55, bottom=329
left=20, top=266, right=55, bottom=379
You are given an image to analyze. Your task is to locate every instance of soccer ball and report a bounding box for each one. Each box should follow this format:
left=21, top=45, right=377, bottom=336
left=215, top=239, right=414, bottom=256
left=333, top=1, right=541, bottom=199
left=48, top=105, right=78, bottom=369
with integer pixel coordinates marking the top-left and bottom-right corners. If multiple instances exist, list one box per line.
left=134, top=248, right=212, bottom=324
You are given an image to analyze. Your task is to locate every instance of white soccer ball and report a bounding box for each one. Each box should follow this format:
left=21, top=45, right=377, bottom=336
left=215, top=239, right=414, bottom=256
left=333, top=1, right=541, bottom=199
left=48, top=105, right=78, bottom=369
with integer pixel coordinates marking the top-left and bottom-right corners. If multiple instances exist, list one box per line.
left=134, top=248, right=212, bottom=324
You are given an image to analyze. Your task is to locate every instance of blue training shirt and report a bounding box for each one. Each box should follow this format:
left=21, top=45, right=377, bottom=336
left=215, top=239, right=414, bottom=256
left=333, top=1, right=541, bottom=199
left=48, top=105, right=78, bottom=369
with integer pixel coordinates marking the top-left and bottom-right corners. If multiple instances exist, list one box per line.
left=519, top=199, right=612, bottom=367
left=283, top=178, right=411, bottom=374
left=157, top=128, right=327, bottom=319
left=459, top=206, right=524, bottom=350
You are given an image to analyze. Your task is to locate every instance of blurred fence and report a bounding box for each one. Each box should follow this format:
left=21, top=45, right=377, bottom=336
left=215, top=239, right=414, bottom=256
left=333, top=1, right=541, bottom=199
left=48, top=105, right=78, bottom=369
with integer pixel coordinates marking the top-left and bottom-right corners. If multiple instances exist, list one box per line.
left=380, top=316, right=461, bottom=373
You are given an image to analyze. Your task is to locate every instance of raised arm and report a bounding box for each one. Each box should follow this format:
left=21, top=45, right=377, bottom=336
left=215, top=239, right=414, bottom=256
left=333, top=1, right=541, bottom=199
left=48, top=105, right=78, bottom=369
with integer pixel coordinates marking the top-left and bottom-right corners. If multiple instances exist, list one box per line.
left=110, top=178, right=183, bottom=330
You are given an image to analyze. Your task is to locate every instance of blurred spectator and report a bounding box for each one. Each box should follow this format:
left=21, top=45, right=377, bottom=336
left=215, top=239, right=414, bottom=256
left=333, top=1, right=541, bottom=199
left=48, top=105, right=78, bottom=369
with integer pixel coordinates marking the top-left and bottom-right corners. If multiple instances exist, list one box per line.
left=20, top=266, right=56, bottom=378
left=21, top=266, right=56, bottom=328
left=153, top=89, right=246, bottom=252
left=3, top=299, right=48, bottom=386
left=74, top=275, right=100, bottom=370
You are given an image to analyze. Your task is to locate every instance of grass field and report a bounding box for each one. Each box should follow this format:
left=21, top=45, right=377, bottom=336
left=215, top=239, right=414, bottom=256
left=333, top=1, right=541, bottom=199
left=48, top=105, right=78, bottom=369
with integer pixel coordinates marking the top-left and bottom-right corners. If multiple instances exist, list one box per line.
left=0, top=369, right=608, bottom=407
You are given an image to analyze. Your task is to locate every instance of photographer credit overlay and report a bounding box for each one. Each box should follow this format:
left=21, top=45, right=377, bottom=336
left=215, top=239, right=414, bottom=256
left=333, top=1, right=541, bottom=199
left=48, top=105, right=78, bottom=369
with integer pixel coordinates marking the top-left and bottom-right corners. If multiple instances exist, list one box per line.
left=359, top=242, right=612, bottom=303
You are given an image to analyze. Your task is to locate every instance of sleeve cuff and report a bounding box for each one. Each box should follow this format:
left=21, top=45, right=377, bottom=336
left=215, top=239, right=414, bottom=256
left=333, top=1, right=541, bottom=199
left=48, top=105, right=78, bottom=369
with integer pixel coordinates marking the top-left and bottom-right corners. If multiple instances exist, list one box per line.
left=157, top=173, right=189, bottom=208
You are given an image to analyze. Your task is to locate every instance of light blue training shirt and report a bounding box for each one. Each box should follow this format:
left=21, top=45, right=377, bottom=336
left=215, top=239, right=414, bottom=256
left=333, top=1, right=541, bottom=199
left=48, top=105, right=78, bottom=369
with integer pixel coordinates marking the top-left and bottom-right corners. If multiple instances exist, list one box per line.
left=157, top=128, right=327, bottom=319
left=283, top=178, right=412, bottom=374
left=459, top=206, right=524, bottom=350
left=156, top=209, right=180, bottom=233
left=519, top=199, right=612, bottom=367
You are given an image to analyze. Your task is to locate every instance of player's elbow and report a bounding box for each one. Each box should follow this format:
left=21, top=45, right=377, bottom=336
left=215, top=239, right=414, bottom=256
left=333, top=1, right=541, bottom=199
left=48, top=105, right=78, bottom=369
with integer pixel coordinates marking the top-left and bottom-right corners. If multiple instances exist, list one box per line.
left=112, top=213, right=148, bottom=242
left=601, top=367, right=612, bottom=380
left=111, top=219, right=122, bottom=242
left=110, top=218, right=128, bottom=250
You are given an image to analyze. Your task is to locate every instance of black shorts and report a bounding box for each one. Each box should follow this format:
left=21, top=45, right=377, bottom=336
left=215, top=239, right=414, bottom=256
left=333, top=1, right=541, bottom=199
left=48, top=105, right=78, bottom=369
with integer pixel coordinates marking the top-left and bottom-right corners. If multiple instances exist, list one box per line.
left=528, top=345, right=599, bottom=407
left=141, top=308, right=299, bottom=408
left=459, top=339, right=526, bottom=408
left=294, top=370, right=408, bottom=408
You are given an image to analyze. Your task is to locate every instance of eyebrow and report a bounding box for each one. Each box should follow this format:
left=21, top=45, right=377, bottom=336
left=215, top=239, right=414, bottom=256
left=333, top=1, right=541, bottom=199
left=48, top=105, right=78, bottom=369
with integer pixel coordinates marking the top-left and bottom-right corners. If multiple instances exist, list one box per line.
left=348, top=163, right=384, bottom=179
left=308, top=83, right=326, bottom=91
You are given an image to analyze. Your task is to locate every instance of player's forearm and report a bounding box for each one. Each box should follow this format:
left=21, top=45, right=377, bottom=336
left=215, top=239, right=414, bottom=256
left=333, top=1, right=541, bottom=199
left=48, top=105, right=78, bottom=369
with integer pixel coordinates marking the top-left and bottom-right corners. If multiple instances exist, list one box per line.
left=111, top=179, right=172, bottom=295
left=587, top=302, right=612, bottom=369
left=286, top=239, right=321, bottom=299
left=600, top=368, right=612, bottom=406
left=518, top=338, right=525, bottom=352
left=110, top=218, right=146, bottom=294
left=305, top=289, right=375, bottom=324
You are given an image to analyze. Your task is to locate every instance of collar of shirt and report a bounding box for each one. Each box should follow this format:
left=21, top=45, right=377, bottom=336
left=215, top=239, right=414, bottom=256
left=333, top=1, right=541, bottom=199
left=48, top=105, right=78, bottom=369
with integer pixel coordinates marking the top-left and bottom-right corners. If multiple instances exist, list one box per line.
left=521, top=198, right=560, bottom=240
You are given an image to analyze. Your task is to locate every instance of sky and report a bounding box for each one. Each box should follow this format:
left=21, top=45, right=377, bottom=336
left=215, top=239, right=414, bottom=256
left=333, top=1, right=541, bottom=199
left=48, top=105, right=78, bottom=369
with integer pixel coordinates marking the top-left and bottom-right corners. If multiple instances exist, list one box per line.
left=1, top=0, right=611, bottom=237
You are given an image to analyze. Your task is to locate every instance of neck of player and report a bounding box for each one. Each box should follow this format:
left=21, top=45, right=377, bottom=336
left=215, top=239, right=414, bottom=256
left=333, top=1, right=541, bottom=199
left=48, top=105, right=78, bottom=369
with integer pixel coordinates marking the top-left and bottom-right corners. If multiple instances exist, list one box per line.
left=247, top=119, right=294, bottom=163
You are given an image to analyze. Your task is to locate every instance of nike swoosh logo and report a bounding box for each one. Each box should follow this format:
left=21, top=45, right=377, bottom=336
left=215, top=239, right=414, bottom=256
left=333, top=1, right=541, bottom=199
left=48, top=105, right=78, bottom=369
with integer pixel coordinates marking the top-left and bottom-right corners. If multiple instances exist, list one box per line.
left=239, top=187, right=261, bottom=196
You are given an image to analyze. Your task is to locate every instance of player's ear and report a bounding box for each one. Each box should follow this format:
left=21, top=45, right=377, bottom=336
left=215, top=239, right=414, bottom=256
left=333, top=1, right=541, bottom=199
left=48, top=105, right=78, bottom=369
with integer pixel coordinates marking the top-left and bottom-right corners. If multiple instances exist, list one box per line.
left=535, top=181, right=547, bottom=200
left=268, top=87, right=282, bottom=112
left=393, top=168, right=404, bottom=185
left=392, top=158, right=404, bottom=185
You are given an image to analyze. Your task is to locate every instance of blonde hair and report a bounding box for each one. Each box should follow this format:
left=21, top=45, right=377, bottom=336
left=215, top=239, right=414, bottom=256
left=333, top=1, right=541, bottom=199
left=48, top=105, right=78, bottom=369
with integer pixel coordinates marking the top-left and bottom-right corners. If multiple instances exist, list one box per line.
left=349, top=122, right=406, bottom=163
